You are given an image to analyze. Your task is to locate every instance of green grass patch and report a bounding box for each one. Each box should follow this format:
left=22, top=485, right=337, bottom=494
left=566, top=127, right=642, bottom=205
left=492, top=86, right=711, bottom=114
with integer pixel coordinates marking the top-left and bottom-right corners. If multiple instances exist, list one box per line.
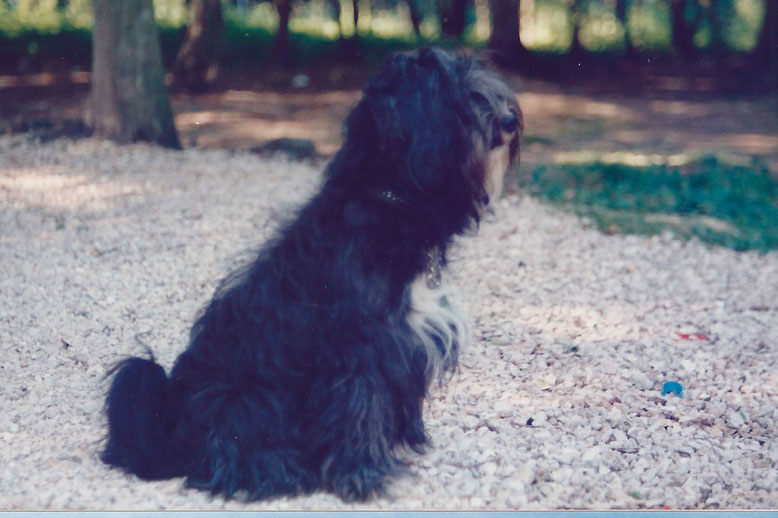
left=524, top=155, right=778, bottom=252
left=522, top=134, right=557, bottom=146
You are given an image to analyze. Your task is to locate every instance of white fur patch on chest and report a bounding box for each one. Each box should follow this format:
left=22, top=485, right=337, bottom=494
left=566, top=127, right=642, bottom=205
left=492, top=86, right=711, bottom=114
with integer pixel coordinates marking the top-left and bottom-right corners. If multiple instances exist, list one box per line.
left=406, top=273, right=469, bottom=382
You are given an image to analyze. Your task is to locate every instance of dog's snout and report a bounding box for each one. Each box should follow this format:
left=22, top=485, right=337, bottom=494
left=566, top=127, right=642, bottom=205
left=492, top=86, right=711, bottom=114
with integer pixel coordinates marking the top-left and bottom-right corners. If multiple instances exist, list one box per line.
left=500, top=113, right=518, bottom=133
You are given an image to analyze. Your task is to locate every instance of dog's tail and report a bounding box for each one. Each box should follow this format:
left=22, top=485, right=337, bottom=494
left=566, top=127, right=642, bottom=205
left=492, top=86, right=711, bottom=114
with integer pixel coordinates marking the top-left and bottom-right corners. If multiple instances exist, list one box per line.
left=101, top=356, right=184, bottom=480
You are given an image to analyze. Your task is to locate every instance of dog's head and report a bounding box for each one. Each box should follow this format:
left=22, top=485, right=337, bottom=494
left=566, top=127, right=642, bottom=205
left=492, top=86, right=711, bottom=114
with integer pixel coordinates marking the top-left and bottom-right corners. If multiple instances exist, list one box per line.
left=339, top=47, right=522, bottom=237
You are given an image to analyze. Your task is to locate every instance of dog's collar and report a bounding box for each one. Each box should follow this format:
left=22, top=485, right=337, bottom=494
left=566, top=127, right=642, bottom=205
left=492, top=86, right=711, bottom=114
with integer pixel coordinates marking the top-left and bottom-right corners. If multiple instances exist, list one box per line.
left=364, top=189, right=440, bottom=287
left=382, top=190, right=404, bottom=205
left=374, top=189, right=406, bottom=206
left=362, top=188, right=407, bottom=208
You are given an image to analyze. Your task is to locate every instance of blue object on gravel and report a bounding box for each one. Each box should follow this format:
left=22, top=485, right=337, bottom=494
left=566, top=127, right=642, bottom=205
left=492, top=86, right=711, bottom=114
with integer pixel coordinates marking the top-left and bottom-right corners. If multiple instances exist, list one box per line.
left=662, top=381, right=683, bottom=397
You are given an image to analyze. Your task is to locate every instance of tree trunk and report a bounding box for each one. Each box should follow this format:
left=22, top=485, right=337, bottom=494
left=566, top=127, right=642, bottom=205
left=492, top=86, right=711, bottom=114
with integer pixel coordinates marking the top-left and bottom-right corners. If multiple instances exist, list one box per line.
left=274, top=0, right=294, bottom=65
left=408, top=0, right=422, bottom=36
left=752, top=0, right=777, bottom=91
left=671, top=0, right=697, bottom=59
left=334, top=0, right=362, bottom=63
left=567, top=0, right=584, bottom=56
left=172, top=0, right=223, bottom=93
left=85, top=0, right=180, bottom=149
left=439, top=0, right=468, bottom=39
left=706, top=0, right=727, bottom=54
left=488, top=0, right=527, bottom=68
left=615, top=0, right=634, bottom=56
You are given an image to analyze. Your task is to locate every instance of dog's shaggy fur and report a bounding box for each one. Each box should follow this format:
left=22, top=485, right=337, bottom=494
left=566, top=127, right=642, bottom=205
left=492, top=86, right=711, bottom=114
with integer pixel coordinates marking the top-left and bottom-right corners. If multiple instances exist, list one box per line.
left=102, top=47, right=521, bottom=501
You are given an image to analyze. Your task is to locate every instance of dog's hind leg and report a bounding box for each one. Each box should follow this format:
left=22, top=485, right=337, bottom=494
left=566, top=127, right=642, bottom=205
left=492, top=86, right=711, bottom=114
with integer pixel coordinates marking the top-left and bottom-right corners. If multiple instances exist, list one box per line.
left=180, top=383, right=314, bottom=500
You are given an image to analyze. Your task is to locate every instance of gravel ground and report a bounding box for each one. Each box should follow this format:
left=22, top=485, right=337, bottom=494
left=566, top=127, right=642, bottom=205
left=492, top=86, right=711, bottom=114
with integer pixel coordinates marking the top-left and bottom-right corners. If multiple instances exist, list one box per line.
left=1, top=136, right=777, bottom=510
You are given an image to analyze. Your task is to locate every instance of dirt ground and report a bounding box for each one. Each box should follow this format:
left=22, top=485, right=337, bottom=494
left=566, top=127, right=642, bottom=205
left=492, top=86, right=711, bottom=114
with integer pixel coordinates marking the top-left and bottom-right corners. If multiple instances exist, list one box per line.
left=1, top=68, right=777, bottom=171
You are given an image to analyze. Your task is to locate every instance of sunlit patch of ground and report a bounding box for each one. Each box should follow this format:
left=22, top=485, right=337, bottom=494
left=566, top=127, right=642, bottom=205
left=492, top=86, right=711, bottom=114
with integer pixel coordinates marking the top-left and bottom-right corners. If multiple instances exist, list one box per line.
left=1, top=70, right=777, bottom=170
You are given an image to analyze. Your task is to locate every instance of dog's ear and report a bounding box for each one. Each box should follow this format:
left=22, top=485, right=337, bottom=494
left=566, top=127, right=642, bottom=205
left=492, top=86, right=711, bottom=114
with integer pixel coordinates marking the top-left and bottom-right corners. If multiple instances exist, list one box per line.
left=352, top=49, right=486, bottom=227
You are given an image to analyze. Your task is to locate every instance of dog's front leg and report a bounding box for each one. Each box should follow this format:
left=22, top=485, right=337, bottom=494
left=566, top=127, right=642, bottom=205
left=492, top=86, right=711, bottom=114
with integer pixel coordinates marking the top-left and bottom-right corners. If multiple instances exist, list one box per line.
left=312, top=371, right=400, bottom=501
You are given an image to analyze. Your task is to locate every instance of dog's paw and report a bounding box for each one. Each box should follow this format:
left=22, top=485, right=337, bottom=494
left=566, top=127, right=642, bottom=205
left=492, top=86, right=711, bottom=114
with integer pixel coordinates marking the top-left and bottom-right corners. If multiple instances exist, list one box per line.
left=330, top=464, right=389, bottom=501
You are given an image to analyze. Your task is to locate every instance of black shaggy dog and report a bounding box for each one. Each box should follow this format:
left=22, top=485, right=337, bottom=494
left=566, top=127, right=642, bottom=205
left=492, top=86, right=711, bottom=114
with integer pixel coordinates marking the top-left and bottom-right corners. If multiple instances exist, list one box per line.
left=102, top=47, right=522, bottom=501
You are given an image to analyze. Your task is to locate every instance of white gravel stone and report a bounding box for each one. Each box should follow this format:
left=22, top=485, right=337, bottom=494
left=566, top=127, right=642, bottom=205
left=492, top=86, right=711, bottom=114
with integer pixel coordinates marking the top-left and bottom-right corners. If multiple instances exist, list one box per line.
left=480, top=462, right=498, bottom=477
left=726, top=411, right=746, bottom=429
left=581, top=446, right=602, bottom=466
left=557, top=448, right=580, bottom=465
left=2, top=136, right=777, bottom=510
left=517, top=462, right=536, bottom=485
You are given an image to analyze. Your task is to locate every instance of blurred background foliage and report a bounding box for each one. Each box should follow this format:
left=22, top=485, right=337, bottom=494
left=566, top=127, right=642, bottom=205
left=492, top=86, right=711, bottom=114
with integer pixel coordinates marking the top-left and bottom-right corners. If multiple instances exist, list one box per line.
left=0, top=0, right=772, bottom=71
